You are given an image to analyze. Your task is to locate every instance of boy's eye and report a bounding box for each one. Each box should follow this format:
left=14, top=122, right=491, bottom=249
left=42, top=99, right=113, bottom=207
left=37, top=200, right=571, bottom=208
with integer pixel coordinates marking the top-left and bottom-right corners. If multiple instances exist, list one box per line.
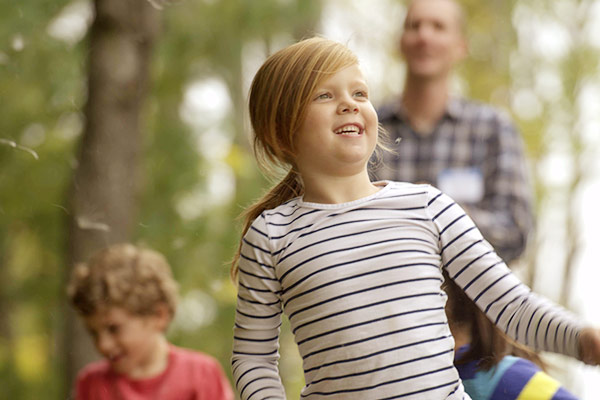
left=354, top=90, right=368, bottom=98
left=107, top=324, right=120, bottom=334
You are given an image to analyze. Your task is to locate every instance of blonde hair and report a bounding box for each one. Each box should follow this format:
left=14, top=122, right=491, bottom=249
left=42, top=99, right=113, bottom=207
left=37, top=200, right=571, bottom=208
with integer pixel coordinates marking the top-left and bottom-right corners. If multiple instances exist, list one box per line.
left=68, top=243, right=178, bottom=320
left=231, top=37, right=386, bottom=280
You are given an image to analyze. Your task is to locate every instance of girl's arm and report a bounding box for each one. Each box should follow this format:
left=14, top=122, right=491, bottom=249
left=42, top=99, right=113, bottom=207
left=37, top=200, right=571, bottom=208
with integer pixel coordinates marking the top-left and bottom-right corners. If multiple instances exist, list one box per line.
left=232, top=215, right=286, bottom=400
left=428, top=187, right=587, bottom=359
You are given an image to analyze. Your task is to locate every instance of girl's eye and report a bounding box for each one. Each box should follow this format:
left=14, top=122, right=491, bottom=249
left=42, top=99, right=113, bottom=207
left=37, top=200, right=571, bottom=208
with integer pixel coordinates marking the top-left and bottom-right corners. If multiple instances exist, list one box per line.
left=354, top=90, right=368, bottom=98
left=315, top=93, right=331, bottom=100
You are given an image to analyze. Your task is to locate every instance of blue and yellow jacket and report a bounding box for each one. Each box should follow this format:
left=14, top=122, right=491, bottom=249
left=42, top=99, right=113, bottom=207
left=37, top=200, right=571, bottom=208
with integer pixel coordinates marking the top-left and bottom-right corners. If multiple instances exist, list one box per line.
left=455, top=346, right=579, bottom=400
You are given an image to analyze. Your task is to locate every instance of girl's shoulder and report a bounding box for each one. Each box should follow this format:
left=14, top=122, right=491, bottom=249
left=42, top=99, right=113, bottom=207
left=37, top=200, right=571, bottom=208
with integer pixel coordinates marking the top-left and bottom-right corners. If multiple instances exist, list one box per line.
left=380, top=180, right=444, bottom=202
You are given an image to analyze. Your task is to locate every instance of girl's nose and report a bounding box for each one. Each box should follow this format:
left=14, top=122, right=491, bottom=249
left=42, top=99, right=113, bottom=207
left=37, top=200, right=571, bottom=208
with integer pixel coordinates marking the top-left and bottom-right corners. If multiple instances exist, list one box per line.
left=338, top=99, right=359, bottom=114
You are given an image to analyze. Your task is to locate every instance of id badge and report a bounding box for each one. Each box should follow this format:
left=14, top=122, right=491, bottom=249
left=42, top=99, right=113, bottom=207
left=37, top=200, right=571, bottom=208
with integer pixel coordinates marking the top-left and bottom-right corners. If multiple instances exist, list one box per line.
left=437, top=167, right=484, bottom=203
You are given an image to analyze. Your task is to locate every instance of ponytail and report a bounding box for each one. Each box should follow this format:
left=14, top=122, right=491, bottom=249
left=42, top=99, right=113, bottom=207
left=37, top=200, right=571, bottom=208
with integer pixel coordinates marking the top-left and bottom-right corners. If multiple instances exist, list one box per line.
left=230, top=170, right=303, bottom=281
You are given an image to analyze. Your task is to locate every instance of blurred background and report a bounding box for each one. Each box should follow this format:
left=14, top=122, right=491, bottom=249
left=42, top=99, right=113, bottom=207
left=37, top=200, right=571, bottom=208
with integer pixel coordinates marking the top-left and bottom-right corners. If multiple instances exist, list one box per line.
left=1, top=0, right=599, bottom=398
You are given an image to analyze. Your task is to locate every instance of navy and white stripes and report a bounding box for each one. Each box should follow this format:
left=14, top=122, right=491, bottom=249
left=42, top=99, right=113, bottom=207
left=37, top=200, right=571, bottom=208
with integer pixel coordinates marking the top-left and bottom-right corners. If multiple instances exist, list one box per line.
left=232, top=181, right=582, bottom=399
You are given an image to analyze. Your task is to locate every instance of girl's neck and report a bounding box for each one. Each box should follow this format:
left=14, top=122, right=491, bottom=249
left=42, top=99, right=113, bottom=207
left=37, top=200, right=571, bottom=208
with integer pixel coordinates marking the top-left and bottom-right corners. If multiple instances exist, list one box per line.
left=301, top=171, right=380, bottom=204
left=402, top=75, right=449, bottom=135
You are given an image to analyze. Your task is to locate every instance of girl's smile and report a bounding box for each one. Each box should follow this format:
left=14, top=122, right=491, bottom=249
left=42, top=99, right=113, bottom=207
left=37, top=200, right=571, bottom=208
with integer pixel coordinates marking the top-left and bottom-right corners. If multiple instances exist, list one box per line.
left=334, top=122, right=364, bottom=136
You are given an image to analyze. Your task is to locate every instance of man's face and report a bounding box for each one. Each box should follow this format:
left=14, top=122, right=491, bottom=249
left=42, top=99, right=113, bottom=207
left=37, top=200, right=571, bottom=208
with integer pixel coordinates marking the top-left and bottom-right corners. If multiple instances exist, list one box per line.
left=400, top=0, right=466, bottom=80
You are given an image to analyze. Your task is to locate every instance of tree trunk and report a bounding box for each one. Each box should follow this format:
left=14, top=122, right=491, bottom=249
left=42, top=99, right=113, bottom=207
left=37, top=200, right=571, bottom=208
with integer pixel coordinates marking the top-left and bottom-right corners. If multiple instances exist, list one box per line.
left=62, top=0, right=160, bottom=396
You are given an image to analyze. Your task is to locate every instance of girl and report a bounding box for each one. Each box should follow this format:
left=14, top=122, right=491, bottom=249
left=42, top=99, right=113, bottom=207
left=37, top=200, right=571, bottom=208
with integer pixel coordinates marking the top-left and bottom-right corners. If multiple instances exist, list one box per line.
left=231, top=37, right=600, bottom=399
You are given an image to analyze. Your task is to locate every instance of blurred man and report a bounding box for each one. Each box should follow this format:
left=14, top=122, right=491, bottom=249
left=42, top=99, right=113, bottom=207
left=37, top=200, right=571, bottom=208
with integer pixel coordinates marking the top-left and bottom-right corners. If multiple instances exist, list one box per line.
left=372, top=0, right=533, bottom=263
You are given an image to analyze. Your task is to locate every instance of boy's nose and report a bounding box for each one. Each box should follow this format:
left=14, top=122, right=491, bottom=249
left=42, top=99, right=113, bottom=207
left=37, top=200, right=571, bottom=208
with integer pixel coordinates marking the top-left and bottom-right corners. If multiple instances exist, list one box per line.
left=96, top=332, right=115, bottom=355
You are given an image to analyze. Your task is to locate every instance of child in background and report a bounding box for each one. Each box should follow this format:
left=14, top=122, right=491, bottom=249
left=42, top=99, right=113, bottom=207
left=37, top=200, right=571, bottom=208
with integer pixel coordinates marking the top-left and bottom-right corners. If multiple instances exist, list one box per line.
left=230, top=36, right=600, bottom=399
left=443, top=272, right=579, bottom=400
left=68, top=243, right=233, bottom=400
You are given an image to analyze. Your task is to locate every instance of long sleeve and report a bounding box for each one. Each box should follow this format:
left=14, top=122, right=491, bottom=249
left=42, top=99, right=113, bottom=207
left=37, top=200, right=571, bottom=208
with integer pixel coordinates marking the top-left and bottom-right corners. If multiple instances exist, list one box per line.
left=427, top=187, right=583, bottom=357
left=232, top=214, right=286, bottom=400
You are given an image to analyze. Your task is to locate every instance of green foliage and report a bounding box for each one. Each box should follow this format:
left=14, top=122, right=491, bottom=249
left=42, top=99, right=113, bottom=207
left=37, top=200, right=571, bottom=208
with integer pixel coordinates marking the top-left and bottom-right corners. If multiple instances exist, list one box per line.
left=1, top=0, right=322, bottom=397
left=1, top=1, right=84, bottom=398
left=3, top=0, right=599, bottom=398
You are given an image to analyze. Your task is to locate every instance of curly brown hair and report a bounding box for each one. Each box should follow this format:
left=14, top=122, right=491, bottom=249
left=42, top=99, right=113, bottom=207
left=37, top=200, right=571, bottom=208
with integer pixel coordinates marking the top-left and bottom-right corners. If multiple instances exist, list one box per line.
left=67, top=243, right=178, bottom=321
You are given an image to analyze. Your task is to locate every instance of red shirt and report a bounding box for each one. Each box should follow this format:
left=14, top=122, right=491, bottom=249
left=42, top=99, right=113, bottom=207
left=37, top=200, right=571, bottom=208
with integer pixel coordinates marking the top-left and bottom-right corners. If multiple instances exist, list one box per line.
left=75, top=346, right=234, bottom=400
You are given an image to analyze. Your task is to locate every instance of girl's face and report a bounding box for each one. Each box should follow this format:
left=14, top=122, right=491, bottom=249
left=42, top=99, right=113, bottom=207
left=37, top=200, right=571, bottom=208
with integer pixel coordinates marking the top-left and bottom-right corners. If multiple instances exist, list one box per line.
left=294, top=64, right=378, bottom=180
left=84, top=306, right=167, bottom=378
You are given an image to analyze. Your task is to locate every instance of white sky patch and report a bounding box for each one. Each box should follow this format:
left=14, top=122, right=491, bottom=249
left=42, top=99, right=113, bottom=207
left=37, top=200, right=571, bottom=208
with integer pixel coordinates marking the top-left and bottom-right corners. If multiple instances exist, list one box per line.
left=538, top=150, right=573, bottom=188
left=195, top=126, right=233, bottom=162
left=577, top=81, right=600, bottom=123
left=534, top=67, right=564, bottom=102
left=179, top=77, right=232, bottom=128
left=55, top=112, right=84, bottom=141
left=12, top=34, right=25, bottom=51
left=511, top=88, right=543, bottom=120
left=47, top=0, right=93, bottom=46
left=585, top=1, right=600, bottom=48
left=171, top=289, right=217, bottom=332
left=178, top=77, right=236, bottom=217
left=175, top=162, right=235, bottom=220
left=21, top=123, right=46, bottom=148
left=319, top=0, right=405, bottom=105
left=241, top=40, right=268, bottom=101
left=582, top=120, right=600, bottom=144
left=513, top=5, right=572, bottom=61
left=533, top=19, right=572, bottom=60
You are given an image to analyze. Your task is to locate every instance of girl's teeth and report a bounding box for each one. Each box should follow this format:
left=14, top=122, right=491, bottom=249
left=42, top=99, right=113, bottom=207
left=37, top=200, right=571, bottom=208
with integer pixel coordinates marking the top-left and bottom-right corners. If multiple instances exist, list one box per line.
left=335, top=126, right=361, bottom=135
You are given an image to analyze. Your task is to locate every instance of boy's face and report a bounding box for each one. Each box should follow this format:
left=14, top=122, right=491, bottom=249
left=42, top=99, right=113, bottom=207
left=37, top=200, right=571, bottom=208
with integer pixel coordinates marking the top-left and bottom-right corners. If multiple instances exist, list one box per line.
left=84, top=306, right=167, bottom=378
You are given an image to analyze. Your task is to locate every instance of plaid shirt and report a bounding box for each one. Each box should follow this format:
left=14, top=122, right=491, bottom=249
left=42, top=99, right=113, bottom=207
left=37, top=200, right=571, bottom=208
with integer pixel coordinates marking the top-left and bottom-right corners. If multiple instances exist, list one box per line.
left=370, top=97, right=534, bottom=263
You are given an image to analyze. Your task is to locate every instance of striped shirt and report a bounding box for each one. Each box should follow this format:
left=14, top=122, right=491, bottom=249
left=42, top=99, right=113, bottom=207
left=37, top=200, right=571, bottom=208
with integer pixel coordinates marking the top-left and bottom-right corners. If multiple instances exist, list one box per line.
left=232, top=182, right=582, bottom=399
left=371, top=98, right=533, bottom=263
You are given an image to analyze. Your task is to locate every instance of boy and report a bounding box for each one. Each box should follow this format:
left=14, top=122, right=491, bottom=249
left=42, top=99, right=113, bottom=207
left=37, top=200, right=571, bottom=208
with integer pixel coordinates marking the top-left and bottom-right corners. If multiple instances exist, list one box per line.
left=68, top=243, right=233, bottom=400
